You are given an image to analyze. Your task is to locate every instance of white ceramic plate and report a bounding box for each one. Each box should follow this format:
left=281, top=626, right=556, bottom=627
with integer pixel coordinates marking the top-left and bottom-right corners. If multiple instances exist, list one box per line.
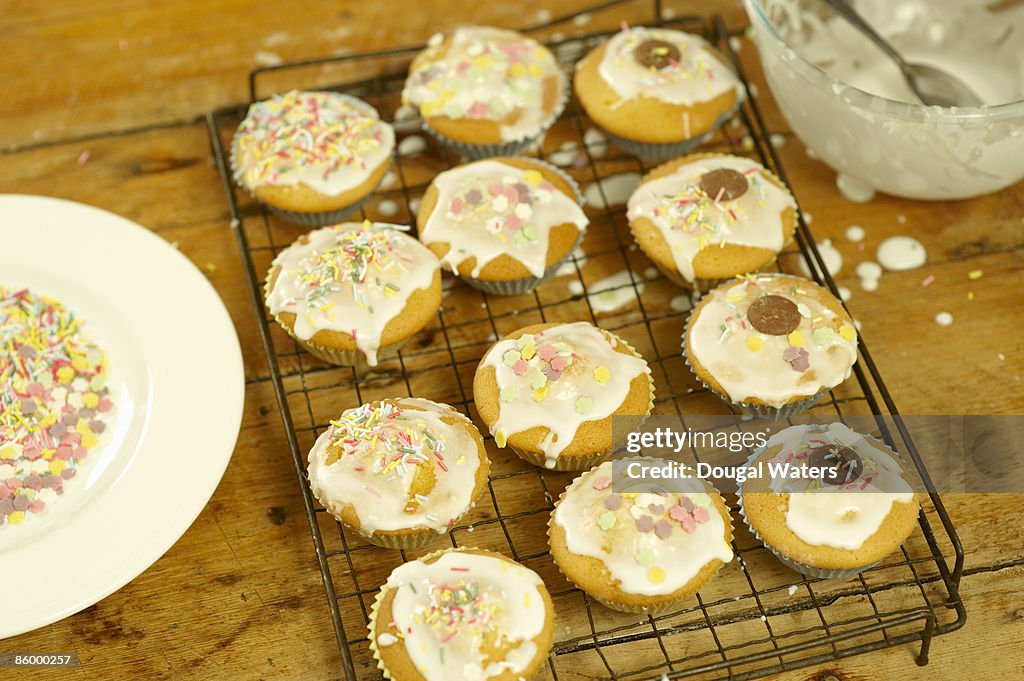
left=0, top=195, right=244, bottom=639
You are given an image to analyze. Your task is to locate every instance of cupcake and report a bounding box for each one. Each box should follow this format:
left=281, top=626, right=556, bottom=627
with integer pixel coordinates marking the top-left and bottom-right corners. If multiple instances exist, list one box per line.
left=684, top=274, right=857, bottom=418
left=739, top=422, right=920, bottom=578
left=574, top=25, right=743, bottom=161
left=627, top=153, right=797, bottom=290
left=402, top=26, right=567, bottom=158
left=369, top=547, right=554, bottom=681
left=232, top=90, right=395, bottom=226
left=473, top=322, right=653, bottom=471
left=307, top=398, right=488, bottom=549
left=549, top=460, right=734, bottom=614
left=265, top=221, right=441, bottom=368
left=416, top=157, right=588, bottom=295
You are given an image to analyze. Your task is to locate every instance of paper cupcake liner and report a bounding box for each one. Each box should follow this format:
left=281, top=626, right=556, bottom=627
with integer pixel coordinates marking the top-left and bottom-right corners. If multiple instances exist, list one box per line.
left=505, top=333, right=655, bottom=471
left=230, top=96, right=391, bottom=227
left=603, top=99, right=742, bottom=163
left=420, top=74, right=570, bottom=161
left=547, top=469, right=735, bottom=615
left=681, top=274, right=834, bottom=420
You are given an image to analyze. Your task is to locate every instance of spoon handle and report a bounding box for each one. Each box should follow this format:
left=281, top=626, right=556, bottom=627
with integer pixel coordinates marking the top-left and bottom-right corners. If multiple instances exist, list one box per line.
left=819, top=0, right=907, bottom=67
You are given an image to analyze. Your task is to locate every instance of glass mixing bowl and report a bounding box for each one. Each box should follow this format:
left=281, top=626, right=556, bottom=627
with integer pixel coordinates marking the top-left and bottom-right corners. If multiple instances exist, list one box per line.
left=744, top=0, right=1024, bottom=201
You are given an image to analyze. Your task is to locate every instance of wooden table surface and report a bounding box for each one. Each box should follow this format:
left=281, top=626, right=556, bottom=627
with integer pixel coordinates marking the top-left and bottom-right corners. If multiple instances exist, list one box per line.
left=3, top=1, right=1022, bottom=679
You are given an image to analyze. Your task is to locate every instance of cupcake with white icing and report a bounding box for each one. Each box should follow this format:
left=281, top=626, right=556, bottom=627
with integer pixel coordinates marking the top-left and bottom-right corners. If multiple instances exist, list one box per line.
left=369, top=547, right=554, bottom=681
left=574, top=25, right=743, bottom=160
left=627, top=153, right=797, bottom=290
left=416, top=157, right=588, bottom=295
left=684, top=274, right=857, bottom=418
left=232, top=90, right=395, bottom=226
left=473, top=321, right=654, bottom=471
left=402, top=26, right=568, bottom=159
left=739, top=422, right=920, bottom=578
left=265, top=221, right=441, bottom=368
left=307, top=398, right=488, bottom=549
left=549, top=460, right=734, bottom=614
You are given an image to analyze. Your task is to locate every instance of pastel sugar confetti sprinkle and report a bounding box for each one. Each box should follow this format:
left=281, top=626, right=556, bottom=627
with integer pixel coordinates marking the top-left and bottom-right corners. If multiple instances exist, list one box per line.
left=647, top=566, right=666, bottom=584
left=593, top=366, right=610, bottom=383
left=420, top=577, right=499, bottom=657
left=598, top=511, right=617, bottom=530
left=0, top=286, right=115, bottom=528
left=234, top=90, right=391, bottom=188
left=636, top=548, right=656, bottom=567
left=746, top=336, right=763, bottom=352
left=573, top=396, right=593, bottom=415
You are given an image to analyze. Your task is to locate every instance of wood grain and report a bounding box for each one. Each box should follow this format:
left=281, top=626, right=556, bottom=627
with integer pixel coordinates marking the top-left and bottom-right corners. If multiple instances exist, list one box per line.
left=2, top=1, right=1022, bottom=680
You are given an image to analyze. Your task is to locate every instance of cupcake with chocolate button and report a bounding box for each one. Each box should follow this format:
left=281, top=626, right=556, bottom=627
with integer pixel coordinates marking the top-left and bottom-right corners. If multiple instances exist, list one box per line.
left=684, top=274, right=858, bottom=418
left=232, top=90, right=395, bottom=226
left=265, top=221, right=442, bottom=369
left=416, top=157, right=588, bottom=294
left=627, top=153, right=797, bottom=291
left=739, top=422, right=920, bottom=578
left=549, top=460, right=734, bottom=614
left=402, top=26, right=568, bottom=159
left=574, top=26, right=743, bottom=161
left=473, top=322, right=654, bottom=471
left=369, top=547, right=554, bottom=681
left=307, top=398, right=489, bottom=549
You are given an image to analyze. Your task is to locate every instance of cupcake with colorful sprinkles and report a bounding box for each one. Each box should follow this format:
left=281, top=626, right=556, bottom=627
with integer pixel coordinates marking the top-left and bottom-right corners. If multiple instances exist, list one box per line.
left=627, top=153, right=797, bottom=289
left=739, top=422, right=920, bottom=578
left=0, top=286, right=115, bottom=528
left=574, top=25, right=742, bottom=160
left=473, top=321, right=653, bottom=471
left=402, top=26, right=568, bottom=158
left=369, top=547, right=554, bottom=681
left=416, top=157, right=588, bottom=294
left=684, top=274, right=857, bottom=418
left=232, top=90, right=395, bottom=226
left=307, top=398, right=489, bottom=549
left=265, top=221, right=442, bottom=368
left=549, top=460, right=734, bottom=614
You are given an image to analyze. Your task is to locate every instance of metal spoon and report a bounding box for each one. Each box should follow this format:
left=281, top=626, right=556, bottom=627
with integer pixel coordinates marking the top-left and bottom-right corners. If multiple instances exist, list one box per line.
left=822, top=0, right=984, bottom=107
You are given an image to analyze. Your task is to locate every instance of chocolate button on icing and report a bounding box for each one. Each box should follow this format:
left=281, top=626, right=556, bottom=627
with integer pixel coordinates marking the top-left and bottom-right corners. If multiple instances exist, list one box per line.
left=699, top=168, right=749, bottom=201
left=633, top=39, right=680, bottom=70
left=746, top=294, right=800, bottom=335
left=808, top=445, right=863, bottom=485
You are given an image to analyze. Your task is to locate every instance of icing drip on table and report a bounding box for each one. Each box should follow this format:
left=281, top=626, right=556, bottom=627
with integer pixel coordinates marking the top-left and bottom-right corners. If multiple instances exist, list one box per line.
left=480, top=322, right=648, bottom=467
left=688, top=276, right=858, bottom=407
left=234, top=90, right=395, bottom=196
left=307, top=398, right=480, bottom=533
left=380, top=551, right=547, bottom=680
left=627, top=156, right=796, bottom=282
left=403, top=26, right=566, bottom=142
left=0, top=287, right=115, bottom=528
left=554, top=461, right=733, bottom=596
left=761, top=423, right=915, bottom=550
left=421, top=160, right=587, bottom=278
left=597, top=26, right=741, bottom=107
left=266, top=221, right=440, bottom=366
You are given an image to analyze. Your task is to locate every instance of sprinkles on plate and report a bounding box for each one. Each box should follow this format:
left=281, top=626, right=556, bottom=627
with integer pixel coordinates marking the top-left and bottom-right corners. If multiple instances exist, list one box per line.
left=0, top=286, right=114, bottom=528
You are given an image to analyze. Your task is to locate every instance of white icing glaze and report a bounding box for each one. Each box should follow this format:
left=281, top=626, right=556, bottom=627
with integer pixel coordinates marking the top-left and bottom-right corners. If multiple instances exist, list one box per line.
left=307, top=398, right=481, bottom=534
left=761, top=423, right=915, bottom=550
left=480, top=322, right=648, bottom=467
left=234, top=90, right=395, bottom=196
left=688, top=276, right=858, bottom=407
left=420, top=160, right=587, bottom=278
left=403, top=26, right=566, bottom=142
left=627, top=156, right=796, bottom=283
left=877, top=236, right=927, bottom=271
left=266, top=222, right=440, bottom=366
left=554, top=461, right=733, bottom=596
left=382, top=551, right=547, bottom=680
left=596, top=27, right=741, bottom=107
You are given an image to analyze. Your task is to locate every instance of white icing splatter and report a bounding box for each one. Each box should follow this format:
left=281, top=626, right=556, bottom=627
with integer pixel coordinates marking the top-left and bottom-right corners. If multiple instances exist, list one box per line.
left=836, top=173, right=876, bottom=203
left=397, top=135, right=427, bottom=157
left=855, top=261, right=882, bottom=280
left=583, top=128, right=608, bottom=158
left=770, top=133, right=787, bottom=148
left=877, top=236, right=927, bottom=271
left=798, top=238, right=842, bottom=277
left=729, top=36, right=743, bottom=53
left=860, top=278, right=879, bottom=292
left=549, top=141, right=579, bottom=167
left=583, top=172, right=643, bottom=209
left=844, top=225, right=865, bottom=243
left=935, top=312, right=953, bottom=327
left=643, top=267, right=658, bottom=280
left=254, top=50, right=283, bottom=66
left=554, top=246, right=587, bottom=277
left=580, top=271, right=644, bottom=313
left=670, top=294, right=694, bottom=313
left=377, top=199, right=399, bottom=217
left=838, top=286, right=851, bottom=301
left=788, top=585, right=798, bottom=596
left=573, top=12, right=592, bottom=26
left=262, top=31, right=290, bottom=47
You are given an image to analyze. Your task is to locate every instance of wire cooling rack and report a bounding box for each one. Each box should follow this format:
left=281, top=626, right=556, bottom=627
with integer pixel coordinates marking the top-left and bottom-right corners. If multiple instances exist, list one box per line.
left=206, top=2, right=965, bottom=678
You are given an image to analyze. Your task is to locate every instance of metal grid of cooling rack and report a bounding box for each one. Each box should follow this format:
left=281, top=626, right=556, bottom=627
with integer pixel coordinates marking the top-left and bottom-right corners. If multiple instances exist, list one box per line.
left=205, top=2, right=965, bottom=679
